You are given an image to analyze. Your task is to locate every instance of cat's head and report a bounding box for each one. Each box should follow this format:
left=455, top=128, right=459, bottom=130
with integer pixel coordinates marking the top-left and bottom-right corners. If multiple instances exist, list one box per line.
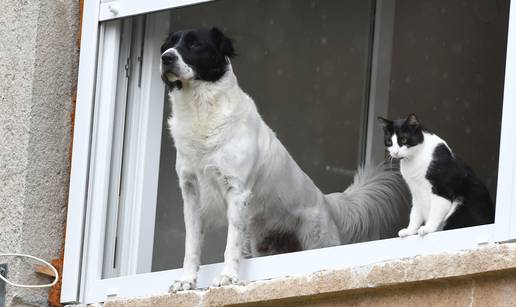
left=377, top=113, right=425, bottom=159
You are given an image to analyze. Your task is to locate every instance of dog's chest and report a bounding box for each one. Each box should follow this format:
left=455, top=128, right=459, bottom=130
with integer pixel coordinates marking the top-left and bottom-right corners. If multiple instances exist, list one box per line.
left=168, top=97, right=234, bottom=162
left=169, top=114, right=231, bottom=224
left=171, top=117, right=220, bottom=151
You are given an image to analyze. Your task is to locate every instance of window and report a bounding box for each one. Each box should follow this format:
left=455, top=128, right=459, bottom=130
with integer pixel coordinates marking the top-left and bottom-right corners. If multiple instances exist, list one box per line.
left=62, top=0, right=516, bottom=304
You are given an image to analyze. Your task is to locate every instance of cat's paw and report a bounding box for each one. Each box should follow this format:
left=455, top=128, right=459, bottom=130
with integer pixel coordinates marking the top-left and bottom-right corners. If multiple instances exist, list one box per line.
left=169, top=278, right=196, bottom=293
left=417, top=226, right=436, bottom=236
left=398, top=228, right=416, bottom=237
left=212, top=274, right=239, bottom=287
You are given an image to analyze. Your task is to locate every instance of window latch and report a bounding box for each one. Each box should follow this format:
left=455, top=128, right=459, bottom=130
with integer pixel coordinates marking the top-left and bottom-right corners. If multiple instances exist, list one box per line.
left=124, top=57, right=131, bottom=78
left=137, top=16, right=146, bottom=88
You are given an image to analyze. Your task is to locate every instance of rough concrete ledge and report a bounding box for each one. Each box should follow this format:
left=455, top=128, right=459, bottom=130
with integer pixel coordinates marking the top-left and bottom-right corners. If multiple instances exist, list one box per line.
left=102, top=242, right=516, bottom=307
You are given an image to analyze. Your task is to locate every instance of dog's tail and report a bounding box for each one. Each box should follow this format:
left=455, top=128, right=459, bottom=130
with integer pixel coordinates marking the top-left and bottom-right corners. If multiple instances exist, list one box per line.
left=325, top=163, right=410, bottom=244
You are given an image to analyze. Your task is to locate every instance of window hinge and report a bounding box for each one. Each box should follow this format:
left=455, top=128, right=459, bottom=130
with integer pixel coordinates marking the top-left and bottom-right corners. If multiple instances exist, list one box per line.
left=137, top=55, right=143, bottom=87
left=113, top=235, right=118, bottom=269
left=106, top=288, right=118, bottom=298
left=477, top=235, right=491, bottom=246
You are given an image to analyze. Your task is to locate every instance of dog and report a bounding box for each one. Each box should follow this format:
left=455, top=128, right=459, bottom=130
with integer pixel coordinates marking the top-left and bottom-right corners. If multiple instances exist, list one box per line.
left=160, top=27, right=409, bottom=292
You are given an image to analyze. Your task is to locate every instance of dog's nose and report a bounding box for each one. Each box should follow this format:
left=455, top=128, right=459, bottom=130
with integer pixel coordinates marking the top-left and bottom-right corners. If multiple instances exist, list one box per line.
left=161, top=53, right=177, bottom=65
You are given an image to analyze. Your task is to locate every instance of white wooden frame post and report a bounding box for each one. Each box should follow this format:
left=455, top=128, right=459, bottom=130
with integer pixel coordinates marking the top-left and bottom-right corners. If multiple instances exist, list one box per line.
left=80, top=19, right=124, bottom=302
left=493, top=0, right=516, bottom=243
left=115, top=11, right=169, bottom=276
left=62, top=0, right=516, bottom=304
left=73, top=12, right=170, bottom=303
left=103, top=17, right=134, bottom=279
left=61, top=0, right=101, bottom=303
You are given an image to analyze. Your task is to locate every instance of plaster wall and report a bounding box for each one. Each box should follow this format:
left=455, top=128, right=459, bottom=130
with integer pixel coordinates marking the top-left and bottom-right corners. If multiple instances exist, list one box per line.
left=0, top=0, right=80, bottom=305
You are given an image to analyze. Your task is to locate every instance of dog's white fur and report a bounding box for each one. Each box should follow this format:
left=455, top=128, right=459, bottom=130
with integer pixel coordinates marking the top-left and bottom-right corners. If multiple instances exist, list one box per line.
left=166, top=52, right=409, bottom=291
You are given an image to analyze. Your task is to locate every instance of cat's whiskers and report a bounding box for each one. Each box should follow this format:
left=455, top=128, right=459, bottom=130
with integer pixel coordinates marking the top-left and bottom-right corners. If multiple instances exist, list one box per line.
left=388, top=155, right=394, bottom=169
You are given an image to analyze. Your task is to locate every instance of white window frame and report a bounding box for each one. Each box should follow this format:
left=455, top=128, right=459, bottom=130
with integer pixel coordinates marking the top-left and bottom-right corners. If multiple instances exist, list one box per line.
left=62, top=0, right=516, bottom=304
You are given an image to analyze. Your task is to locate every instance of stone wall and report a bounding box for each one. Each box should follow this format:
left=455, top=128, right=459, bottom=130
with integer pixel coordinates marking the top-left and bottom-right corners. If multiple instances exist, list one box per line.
left=0, top=0, right=80, bottom=306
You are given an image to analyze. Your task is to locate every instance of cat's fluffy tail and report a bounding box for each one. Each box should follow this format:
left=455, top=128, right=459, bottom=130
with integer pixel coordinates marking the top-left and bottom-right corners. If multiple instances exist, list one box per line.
left=325, top=163, right=411, bottom=244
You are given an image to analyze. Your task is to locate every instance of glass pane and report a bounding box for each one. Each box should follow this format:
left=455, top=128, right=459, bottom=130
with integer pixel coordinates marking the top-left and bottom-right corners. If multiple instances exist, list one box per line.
left=152, top=0, right=375, bottom=272
left=386, top=0, right=509, bottom=200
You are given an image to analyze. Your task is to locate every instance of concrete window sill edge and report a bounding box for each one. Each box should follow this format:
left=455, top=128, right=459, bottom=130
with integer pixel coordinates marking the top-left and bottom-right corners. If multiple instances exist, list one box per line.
left=97, top=242, right=516, bottom=307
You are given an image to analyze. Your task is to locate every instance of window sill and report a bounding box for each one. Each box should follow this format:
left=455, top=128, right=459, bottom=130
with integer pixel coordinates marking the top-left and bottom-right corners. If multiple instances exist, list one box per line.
left=100, top=242, right=516, bottom=306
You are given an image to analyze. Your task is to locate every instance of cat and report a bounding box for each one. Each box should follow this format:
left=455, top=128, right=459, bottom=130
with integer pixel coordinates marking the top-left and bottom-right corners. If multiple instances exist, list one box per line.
left=378, top=113, right=495, bottom=237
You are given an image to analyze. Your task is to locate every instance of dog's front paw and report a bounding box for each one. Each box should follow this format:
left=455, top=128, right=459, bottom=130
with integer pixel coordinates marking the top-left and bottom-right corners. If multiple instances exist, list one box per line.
left=212, top=274, right=239, bottom=287
left=398, top=228, right=416, bottom=237
left=169, top=278, right=196, bottom=293
left=417, top=225, right=436, bottom=236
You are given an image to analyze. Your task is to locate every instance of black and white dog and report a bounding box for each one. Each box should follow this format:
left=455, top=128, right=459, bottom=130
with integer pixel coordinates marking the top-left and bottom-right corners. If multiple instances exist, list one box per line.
left=160, top=27, right=409, bottom=292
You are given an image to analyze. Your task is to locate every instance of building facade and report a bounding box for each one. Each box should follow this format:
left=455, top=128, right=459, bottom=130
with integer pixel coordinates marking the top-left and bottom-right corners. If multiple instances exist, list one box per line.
left=1, top=1, right=516, bottom=306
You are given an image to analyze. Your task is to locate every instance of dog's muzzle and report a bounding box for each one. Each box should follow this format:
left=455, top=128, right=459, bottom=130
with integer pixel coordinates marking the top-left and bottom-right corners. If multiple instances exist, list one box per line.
left=162, top=52, right=177, bottom=65
left=161, top=52, right=183, bottom=90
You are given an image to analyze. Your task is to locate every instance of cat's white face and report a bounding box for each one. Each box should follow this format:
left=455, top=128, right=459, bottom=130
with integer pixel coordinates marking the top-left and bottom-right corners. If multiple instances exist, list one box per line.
left=379, top=114, right=425, bottom=160
left=387, top=134, right=409, bottom=159
left=386, top=134, right=422, bottom=159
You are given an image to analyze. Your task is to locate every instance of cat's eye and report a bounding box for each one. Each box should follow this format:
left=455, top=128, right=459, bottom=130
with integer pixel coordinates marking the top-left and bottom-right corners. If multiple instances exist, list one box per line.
left=400, top=136, right=408, bottom=144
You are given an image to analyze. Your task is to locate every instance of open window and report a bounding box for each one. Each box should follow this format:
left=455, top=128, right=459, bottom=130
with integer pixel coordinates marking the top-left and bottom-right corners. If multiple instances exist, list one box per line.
left=62, top=0, right=516, bottom=304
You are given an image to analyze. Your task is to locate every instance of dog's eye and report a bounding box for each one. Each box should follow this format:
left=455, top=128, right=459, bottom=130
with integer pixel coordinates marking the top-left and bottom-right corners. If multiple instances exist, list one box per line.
left=189, top=41, right=201, bottom=49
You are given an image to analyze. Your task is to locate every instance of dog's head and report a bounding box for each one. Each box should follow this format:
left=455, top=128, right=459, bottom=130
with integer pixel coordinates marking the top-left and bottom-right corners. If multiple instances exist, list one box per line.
left=160, top=27, right=236, bottom=90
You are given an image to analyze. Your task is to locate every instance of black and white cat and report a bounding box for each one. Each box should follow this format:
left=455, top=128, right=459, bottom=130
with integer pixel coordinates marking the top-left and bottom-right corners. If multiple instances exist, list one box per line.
left=378, top=113, right=495, bottom=236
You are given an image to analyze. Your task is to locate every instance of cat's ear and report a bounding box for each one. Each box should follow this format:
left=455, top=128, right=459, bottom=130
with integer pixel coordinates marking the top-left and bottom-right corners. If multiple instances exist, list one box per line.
left=406, top=113, right=420, bottom=126
left=377, top=116, right=393, bottom=128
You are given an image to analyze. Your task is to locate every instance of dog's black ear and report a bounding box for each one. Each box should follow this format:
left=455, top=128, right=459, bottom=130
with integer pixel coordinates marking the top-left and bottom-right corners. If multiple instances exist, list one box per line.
left=211, top=27, right=236, bottom=58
